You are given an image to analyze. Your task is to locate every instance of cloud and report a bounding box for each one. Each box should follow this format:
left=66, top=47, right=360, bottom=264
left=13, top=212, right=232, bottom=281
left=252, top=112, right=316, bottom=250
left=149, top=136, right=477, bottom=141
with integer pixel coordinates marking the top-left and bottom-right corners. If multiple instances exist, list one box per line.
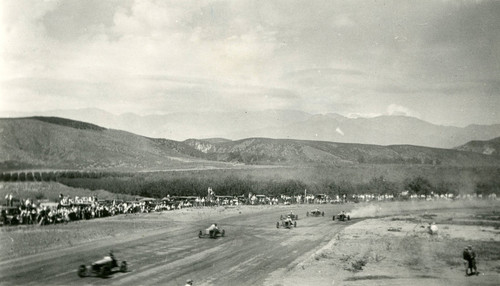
left=1, top=0, right=499, bottom=126
left=386, top=104, right=420, bottom=118
left=346, top=112, right=382, bottom=119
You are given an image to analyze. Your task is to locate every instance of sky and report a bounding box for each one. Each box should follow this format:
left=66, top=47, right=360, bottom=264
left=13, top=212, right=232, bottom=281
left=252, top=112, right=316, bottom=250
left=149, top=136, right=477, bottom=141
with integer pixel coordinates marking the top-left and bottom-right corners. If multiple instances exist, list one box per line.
left=1, top=0, right=499, bottom=127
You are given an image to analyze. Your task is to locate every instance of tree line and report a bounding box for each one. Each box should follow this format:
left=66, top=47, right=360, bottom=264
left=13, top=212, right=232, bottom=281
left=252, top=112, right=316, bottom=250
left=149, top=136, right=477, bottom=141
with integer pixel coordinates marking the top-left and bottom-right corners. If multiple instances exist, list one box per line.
left=1, top=170, right=498, bottom=199
left=58, top=175, right=496, bottom=198
left=0, top=170, right=130, bottom=182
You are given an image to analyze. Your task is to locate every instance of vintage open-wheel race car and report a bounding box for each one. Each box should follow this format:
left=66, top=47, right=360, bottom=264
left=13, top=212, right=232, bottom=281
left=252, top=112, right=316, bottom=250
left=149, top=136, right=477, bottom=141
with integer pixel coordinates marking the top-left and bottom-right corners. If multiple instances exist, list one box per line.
left=78, top=253, right=127, bottom=278
left=333, top=212, right=350, bottom=221
left=306, top=209, right=324, bottom=217
left=277, top=216, right=297, bottom=228
left=199, top=224, right=225, bottom=238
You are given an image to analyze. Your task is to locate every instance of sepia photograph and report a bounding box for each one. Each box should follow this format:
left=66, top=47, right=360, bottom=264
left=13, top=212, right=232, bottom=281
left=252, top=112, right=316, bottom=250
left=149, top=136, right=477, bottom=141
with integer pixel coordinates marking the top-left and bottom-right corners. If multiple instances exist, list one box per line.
left=1, top=1, right=499, bottom=285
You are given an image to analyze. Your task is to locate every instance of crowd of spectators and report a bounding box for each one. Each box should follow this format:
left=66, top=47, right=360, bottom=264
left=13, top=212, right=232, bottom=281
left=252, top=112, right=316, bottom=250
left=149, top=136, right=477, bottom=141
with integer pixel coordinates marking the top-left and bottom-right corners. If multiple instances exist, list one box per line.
left=1, top=193, right=189, bottom=226
left=2, top=190, right=497, bottom=227
left=1, top=192, right=246, bottom=226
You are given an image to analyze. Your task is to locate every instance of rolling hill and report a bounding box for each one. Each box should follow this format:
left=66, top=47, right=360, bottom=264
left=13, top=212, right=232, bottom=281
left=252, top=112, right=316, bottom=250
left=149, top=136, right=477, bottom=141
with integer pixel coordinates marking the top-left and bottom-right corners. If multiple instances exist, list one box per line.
left=5, top=108, right=500, bottom=148
left=1, top=117, right=499, bottom=172
left=0, top=117, right=233, bottom=171
left=455, top=137, right=500, bottom=157
left=184, top=138, right=500, bottom=167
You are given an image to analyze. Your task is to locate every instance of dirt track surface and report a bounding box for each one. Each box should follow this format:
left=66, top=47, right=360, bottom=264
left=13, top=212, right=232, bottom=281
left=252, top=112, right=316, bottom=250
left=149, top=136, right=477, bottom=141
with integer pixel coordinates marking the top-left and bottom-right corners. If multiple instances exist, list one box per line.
left=0, top=205, right=351, bottom=286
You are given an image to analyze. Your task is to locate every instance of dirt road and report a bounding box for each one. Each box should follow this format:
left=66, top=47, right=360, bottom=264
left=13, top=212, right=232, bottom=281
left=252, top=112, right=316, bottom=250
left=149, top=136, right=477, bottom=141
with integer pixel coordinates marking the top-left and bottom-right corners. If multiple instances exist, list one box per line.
left=0, top=205, right=351, bottom=286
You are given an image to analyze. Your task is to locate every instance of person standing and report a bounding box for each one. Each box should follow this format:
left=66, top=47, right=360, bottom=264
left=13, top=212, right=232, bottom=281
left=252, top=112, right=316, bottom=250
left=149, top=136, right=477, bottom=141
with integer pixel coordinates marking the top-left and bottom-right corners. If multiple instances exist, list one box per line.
left=463, top=245, right=478, bottom=275
left=429, top=222, right=438, bottom=235
left=7, top=193, right=13, bottom=206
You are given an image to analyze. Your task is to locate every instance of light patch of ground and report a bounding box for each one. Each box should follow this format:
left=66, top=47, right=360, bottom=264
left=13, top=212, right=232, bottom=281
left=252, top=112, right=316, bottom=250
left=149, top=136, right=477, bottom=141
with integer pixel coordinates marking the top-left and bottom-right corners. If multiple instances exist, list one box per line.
left=344, top=217, right=500, bottom=242
left=265, top=203, right=500, bottom=286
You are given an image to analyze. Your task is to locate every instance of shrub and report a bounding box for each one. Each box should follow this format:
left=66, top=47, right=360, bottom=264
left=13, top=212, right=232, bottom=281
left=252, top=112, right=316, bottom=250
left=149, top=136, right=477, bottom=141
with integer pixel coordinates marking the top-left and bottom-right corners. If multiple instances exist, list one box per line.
left=351, top=259, right=367, bottom=271
left=35, top=192, right=46, bottom=200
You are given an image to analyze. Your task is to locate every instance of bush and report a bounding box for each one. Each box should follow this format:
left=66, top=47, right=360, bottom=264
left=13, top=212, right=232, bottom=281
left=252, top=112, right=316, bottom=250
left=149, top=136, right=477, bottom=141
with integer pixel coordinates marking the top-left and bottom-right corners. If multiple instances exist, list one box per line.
left=35, top=192, right=46, bottom=200
left=351, top=259, right=367, bottom=271
left=406, top=176, right=433, bottom=196
left=33, top=172, right=42, bottom=181
left=1, top=173, right=10, bottom=181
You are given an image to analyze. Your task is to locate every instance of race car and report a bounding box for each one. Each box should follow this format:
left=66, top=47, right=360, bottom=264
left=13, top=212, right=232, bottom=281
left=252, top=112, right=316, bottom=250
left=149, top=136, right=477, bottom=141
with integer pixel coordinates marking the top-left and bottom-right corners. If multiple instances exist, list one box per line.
left=333, top=211, right=350, bottom=221
left=199, top=223, right=225, bottom=238
left=306, top=209, right=324, bottom=217
left=280, top=212, right=298, bottom=220
left=78, top=252, right=127, bottom=278
left=277, top=216, right=297, bottom=228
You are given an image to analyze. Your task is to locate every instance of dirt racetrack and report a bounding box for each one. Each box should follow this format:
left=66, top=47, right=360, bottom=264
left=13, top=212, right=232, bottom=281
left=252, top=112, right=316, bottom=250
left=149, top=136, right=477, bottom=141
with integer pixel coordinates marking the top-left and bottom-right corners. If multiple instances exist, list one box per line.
left=2, top=201, right=499, bottom=286
left=0, top=204, right=353, bottom=286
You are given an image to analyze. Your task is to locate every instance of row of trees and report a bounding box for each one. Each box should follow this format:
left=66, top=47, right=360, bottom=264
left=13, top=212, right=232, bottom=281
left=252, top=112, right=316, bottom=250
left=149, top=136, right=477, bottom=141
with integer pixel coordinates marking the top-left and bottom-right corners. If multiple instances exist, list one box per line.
left=55, top=175, right=487, bottom=199
left=357, top=155, right=442, bottom=165
left=0, top=171, right=130, bottom=182
left=2, top=170, right=498, bottom=199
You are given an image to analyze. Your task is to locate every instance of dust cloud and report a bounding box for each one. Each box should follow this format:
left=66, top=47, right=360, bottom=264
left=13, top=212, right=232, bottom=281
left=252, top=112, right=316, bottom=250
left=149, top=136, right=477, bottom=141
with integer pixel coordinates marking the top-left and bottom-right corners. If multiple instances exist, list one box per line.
left=349, top=204, right=383, bottom=217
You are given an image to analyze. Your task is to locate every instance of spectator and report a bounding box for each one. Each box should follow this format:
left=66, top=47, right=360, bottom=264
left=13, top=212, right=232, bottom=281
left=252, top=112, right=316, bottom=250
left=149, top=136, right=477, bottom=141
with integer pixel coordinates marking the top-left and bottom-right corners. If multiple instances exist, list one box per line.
left=7, top=193, right=13, bottom=206
left=429, top=222, right=438, bottom=235
left=463, top=245, right=478, bottom=276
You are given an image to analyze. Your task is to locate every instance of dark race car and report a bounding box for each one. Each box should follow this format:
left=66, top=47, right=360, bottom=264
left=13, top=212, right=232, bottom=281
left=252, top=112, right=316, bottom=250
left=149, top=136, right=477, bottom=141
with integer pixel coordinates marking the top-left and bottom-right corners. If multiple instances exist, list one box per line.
left=199, top=223, right=225, bottom=238
left=277, top=215, right=297, bottom=229
left=333, top=211, right=350, bottom=221
left=306, top=209, right=324, bottom=217
left=78, top=252, right=127, bottom=278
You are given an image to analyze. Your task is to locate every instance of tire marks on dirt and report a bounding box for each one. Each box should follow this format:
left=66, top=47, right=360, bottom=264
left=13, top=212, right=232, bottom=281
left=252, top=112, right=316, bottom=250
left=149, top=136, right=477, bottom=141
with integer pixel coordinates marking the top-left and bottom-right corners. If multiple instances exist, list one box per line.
left=0, top=206, right=352, bottom=286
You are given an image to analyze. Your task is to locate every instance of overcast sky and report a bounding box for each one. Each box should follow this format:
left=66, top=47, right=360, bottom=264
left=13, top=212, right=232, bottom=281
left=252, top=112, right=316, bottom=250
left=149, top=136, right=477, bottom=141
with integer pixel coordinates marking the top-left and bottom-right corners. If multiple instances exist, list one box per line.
left=1, top=0, right=499, bottom=126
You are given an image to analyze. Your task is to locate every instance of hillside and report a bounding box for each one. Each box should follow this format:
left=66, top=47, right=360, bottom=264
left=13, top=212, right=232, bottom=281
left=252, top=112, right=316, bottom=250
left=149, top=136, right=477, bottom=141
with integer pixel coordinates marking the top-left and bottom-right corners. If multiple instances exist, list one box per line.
left=6, top=108, right=500, bottom=148
left=184, top=138, right=500, bottom=167
left=1, top=117, right=499, bottom=172
left=0, top=117, right=233, bottom=171
left=455, top=137, right=500, bottom=157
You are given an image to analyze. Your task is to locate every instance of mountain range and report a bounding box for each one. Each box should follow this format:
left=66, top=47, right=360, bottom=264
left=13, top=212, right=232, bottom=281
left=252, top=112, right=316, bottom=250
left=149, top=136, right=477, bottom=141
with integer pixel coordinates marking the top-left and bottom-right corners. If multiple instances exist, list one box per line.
left=4, top=108, right=500, bottom=149
left=1, top=117, right=499, bottom=172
